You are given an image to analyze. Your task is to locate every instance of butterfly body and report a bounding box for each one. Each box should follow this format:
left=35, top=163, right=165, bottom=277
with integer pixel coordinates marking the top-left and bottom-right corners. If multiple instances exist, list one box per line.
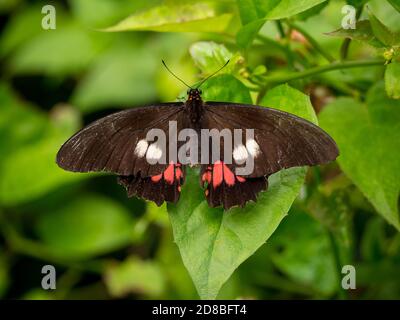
left=185, top=88, right=204, bottom=124
left=56, top=89, right=338, bottom=210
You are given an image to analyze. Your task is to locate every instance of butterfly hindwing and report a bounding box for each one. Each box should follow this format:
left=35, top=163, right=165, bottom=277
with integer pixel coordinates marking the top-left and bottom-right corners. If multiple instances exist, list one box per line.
left=200, top=163, right=268, bottom=209
left=118, top=162, right=185, bottom=205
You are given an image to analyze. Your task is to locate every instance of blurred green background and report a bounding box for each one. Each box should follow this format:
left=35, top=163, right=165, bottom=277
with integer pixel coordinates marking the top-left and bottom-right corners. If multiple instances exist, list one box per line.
left=0, top=0, right=399, bottom=300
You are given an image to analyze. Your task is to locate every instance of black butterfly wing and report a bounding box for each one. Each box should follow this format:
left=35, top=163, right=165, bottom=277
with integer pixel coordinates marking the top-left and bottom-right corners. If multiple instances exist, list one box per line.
left=203, top=102, right=338, bottom=177
left=56, top=103, right=187, bottom=205
left=117, top=162, right=185, bottom=206
left=200, top=163, right=268, bottom=209
left=199, top=101, right=339, bottom=209
left=56, top=103, right=184, bottom=176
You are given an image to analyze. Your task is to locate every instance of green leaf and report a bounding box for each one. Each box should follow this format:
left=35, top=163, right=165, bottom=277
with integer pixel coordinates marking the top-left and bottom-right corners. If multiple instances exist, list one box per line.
left=156, top=229, right=198, bottom=299
left=200, top=74, right=252, bottom=104
left=169, top=167, right=306, bottom=299
left=36, top=195, right=134, bottom=259
left=169, top=83, right=317, bottom=299
left=264, top=0, right=328, bottom=20
left=0, top=84, right=48, bottom=160
left=189, top=42, right=243, bottom=77
left=72, top=43, right=158, bottom=113
left=235, top=0, right=265, bottom=48
left=387, top=0, right=400, bottom=13
left=236, top=0, right=262, bottom=25
left=325, top=20, right=385, bottom=48
left=236, top=19, right=266, bottom=48
left=261, top=84, right=318, bottom=123
left=319, top=90, right=400, bottom=230
left=235, top=0, right=327, bottom=47
left=295, top=1, right=328, bottom=20
left=104, top=256, right=165, bottom=297
left=0, top=107, right=84, bottom=206
left=0, top=138, right=83, bottom=206
left=385, top=61, right=400, bottom=99
left=269, top=211, right=338, bottom=296
left=368, top=9, right=397, bottom=47
left=252, top=65, right=268, bottom=76
left=9, top=23, right=103, bottom=76
left=103, top=3, right=232, bottom=33
left=368, top=0, right=400, bottom=33
left=0, top=5, right=45, bottom=57
left=69, top=0, right=157, bottom=28
left=307, top=184, right=353, bottom=252
left=238, top=0, right=327, bottom=20
left=190, top=42, right=232, bottom=73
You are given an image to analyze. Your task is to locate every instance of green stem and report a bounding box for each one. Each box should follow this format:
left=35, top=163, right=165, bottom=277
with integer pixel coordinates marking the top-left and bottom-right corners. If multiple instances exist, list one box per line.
left=340, top=39, right=352, bottom=61
left=262, top=59, right=383, bottom=86
left=288, top=22, right=336, bottom=63
left=327, top=230, right=348, bottom=299
left=340, top=6, right=364, bottom=60
left=257, top=59, right=383, bottom=102
left=276, top=20, right=286, bottom=39
left=275, top=21, right=296, bottom=69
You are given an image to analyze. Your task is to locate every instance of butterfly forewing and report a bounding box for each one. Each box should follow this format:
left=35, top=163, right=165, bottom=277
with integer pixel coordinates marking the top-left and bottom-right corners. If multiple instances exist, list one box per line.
left=203, top=102, right=339, bottom=178
left=56, top=103, right=189, bottom=205
left=56, top=103, right=185, bottom=176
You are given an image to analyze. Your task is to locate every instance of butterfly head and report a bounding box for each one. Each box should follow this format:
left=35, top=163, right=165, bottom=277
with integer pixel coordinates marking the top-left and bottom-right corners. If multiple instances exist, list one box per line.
left=187, top=88, right=202, bottom=102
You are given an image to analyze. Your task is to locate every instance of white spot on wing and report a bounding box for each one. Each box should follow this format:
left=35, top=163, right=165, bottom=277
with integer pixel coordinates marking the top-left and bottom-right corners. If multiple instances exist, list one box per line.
left=246, top=138, right=260, bottom=157
left=146, top=142, right=163, bottom=161
left=134, top=139, right=148, bottom=157
left=233, top=144, right=248, bottom=163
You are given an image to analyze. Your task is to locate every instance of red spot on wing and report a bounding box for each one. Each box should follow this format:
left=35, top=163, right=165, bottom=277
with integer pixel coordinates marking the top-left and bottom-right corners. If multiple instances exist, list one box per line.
left=151, top=173, right=162, bottom=182
left=210, top=161, right=236, bottom=187
left=236, top=176, right=246, bottom=183
left=202, top=171, right=211, bottom=184
left=164, top=163, right=175, bottom=184
left=151, top=162, right=183, bottom=185
left=212, top=161, right=223, bottom=188
left=175, top=167, right=183, bottom=180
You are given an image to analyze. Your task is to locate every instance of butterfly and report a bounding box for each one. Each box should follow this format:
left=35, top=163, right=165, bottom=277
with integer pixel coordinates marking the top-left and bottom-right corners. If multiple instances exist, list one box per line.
left=56, top=62, right=339, bottom=210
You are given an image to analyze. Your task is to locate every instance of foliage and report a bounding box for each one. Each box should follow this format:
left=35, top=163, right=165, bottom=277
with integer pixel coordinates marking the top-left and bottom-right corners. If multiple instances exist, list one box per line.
left=0, top=0, right=399, bottom=300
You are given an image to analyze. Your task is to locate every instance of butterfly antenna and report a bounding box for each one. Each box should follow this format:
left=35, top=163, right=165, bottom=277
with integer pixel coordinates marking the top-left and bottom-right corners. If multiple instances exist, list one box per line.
left=196, top=60, right=230, bottom=89
left=162, top=60, right=192, bottom=89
